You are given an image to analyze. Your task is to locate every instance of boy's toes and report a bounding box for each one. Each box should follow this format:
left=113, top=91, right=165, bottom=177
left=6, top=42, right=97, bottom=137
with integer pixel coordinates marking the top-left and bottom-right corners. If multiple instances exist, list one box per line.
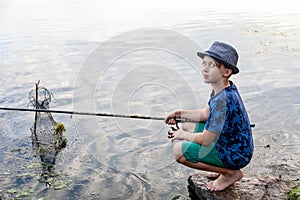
left=206, top=181, right=215, bottom=191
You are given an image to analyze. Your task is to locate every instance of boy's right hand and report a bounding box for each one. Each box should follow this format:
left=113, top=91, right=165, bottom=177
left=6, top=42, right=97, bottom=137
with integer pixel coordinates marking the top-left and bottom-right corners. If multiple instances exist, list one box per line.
left=165, top=117, right=176, bottom=125
left=164, top=110, right=182, bottom=124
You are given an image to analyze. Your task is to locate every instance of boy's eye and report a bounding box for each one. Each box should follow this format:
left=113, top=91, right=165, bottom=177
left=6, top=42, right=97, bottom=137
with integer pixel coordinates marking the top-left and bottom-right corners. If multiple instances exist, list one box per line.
left=202, top=61, right=217, bottom=68
left=210, top=63, right=217, bottom=68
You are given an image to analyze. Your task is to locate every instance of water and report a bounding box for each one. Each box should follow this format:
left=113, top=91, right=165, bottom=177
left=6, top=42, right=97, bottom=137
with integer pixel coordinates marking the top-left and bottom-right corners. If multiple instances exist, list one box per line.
left=0, top=0, right=299, bottom=199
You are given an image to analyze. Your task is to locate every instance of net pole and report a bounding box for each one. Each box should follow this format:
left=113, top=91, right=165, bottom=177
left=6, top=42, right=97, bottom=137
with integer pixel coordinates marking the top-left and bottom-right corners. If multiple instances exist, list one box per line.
left=33, top=81, right=39, bottom=140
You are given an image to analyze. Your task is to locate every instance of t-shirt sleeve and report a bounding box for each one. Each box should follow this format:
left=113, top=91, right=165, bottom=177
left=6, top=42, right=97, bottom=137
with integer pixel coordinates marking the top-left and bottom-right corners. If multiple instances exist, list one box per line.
left=205, top=93, right=227, bottom=134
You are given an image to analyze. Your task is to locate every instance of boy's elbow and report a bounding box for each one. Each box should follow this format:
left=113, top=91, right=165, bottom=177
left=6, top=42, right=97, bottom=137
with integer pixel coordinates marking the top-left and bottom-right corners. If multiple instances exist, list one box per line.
left=194, top=136, right=212, bottom=147
left=199, top=130, right=216, bottom=146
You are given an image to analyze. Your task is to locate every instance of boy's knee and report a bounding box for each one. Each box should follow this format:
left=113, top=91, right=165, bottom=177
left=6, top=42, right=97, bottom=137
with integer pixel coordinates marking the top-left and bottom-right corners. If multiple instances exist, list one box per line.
left=173, top=142, right=185, bottom=163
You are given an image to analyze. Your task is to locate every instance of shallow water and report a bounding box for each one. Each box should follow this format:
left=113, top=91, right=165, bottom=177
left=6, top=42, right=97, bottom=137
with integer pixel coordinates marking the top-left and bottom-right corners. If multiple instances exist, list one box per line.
left=0, top=0, right=299, bottom=199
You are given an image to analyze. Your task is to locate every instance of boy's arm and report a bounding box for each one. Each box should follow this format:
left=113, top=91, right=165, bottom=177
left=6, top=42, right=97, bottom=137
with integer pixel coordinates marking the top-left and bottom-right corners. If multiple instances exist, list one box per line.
left=165, top=105, right=209, bottom=123
left=168, top=105, right=216, bottom=146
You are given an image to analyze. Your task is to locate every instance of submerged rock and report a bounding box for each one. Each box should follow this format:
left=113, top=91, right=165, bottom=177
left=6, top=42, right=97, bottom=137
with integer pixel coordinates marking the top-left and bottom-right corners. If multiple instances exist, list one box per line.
left=188, top=173, right=292, bottom=200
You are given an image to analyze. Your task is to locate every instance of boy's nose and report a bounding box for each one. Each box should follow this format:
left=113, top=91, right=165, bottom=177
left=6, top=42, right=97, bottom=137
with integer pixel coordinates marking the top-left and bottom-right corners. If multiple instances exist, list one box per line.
left=202, top=66, right=209, bottom=73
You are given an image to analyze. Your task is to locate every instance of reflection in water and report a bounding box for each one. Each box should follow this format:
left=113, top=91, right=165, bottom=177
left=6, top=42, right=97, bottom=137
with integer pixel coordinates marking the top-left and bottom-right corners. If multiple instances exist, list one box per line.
left=29, top=81, right=67, bottom=187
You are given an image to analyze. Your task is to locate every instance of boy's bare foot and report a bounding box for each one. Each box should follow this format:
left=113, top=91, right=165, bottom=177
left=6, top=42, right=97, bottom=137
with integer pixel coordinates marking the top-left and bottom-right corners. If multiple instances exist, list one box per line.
left=206, top=172, right=220, bottom=179
left=206, top=170, right=243, bottom=191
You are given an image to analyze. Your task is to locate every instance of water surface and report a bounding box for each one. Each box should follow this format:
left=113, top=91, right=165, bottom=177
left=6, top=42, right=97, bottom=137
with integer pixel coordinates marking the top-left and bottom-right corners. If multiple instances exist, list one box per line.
left=0, top=0, right=299, bottom=199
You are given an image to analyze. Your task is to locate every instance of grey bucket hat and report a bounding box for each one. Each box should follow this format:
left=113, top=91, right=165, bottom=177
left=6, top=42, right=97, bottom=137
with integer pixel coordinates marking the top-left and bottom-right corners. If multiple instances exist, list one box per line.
left=197, top=41, right=239, bottom=74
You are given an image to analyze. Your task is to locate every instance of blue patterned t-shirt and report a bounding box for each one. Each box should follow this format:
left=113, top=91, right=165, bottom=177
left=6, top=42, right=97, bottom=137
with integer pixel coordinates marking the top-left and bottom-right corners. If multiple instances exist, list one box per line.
left=205, top=81, right=254, bottom=169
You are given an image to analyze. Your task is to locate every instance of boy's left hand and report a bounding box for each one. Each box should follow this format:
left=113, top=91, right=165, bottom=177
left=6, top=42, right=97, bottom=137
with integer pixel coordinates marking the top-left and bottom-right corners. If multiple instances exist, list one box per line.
left=168, top=128, right=186, bottom=143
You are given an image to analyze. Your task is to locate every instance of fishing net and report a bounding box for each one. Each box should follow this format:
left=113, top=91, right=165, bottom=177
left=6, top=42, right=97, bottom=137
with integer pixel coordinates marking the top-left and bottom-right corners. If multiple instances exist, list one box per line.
left=29, top=82, right=67, bottom=184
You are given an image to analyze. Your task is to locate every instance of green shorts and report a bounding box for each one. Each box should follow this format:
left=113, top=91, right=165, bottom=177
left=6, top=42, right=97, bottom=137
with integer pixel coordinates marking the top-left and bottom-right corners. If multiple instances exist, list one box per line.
left=181, top=122, right=225, bottom=168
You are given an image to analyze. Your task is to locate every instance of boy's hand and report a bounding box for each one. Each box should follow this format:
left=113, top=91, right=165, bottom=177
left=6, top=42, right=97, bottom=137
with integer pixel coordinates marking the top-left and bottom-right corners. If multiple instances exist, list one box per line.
left=165, top=117, right=177, bottom=125
left=164, top=110, right=182, bottom=124
left=168, top=128, right=187, bottom=143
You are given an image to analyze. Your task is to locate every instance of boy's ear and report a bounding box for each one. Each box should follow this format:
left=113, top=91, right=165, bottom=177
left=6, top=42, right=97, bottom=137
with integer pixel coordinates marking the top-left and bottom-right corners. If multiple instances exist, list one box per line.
left=224, top=68, right=233, bottom=77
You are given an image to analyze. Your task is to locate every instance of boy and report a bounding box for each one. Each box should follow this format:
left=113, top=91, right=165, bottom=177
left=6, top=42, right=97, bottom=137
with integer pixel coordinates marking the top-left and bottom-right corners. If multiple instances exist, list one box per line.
left=165, top=41, right=253, bottom=191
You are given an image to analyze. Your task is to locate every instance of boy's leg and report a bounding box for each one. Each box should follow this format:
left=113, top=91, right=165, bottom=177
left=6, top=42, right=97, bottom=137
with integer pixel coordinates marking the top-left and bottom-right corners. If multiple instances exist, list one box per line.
left=173, top=142, right=243, bottom=191
left=181, top=122, right=221, bottom=179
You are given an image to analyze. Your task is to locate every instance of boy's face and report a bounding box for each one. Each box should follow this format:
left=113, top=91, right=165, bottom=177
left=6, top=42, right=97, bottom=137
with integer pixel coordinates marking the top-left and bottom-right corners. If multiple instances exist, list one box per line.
left=201, top=56, right=231, bottom=84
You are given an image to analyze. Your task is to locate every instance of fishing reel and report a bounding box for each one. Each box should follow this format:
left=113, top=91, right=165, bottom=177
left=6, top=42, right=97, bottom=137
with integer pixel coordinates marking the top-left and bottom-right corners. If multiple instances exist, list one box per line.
left=167, top=118, right=187, bottom=139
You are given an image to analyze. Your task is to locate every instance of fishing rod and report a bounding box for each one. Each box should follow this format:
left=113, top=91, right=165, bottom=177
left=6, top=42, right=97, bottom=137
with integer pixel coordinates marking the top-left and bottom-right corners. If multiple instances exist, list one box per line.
left=0, top=107, right=166, bottom=121
left=0, top=107, right=255, bottom=127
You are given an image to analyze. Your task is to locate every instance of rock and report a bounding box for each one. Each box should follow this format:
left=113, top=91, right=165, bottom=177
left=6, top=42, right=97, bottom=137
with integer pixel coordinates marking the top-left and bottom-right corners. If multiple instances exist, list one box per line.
left=188, top=173, right=293, bottom=200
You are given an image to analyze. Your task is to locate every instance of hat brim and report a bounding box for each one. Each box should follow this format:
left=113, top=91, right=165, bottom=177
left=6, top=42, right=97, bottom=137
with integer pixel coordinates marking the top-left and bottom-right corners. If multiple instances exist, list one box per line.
left=197, top=51, right=239, bottom=74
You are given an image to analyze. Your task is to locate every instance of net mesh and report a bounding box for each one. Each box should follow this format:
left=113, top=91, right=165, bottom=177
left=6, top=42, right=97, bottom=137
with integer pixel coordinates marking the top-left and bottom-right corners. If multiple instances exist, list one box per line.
left=29, top=83, right=67, bottom=184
